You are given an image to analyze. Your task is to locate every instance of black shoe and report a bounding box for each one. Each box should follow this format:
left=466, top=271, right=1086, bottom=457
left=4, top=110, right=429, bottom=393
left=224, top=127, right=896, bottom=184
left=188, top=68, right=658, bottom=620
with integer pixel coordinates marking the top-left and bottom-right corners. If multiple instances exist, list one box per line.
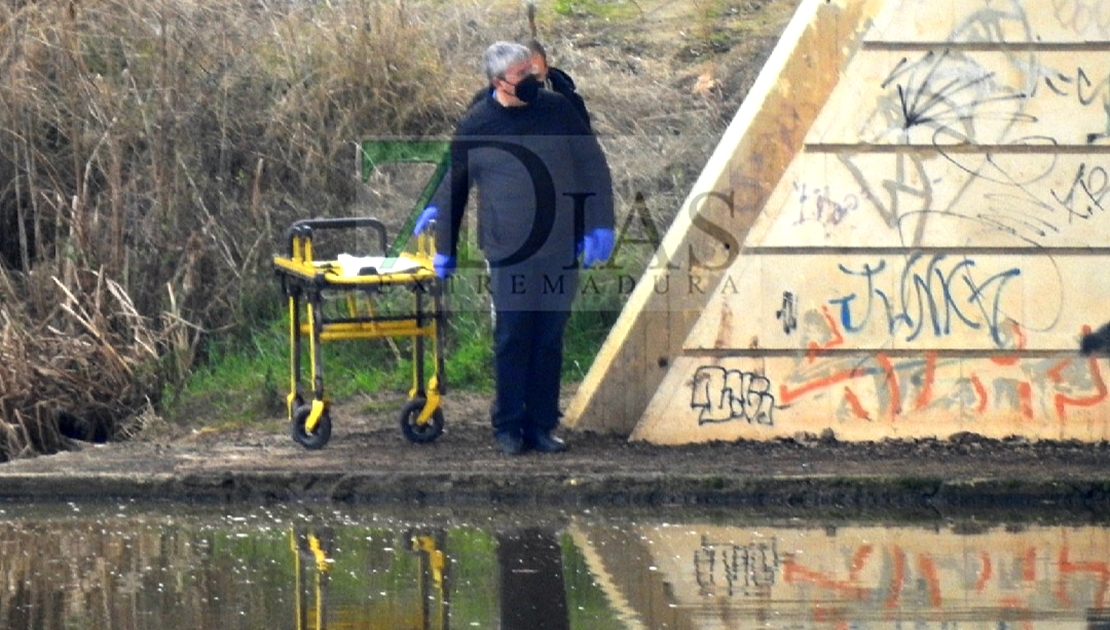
left=526, top=432, right=567, bottom=453
left=495, top=431, right=525, bottom=455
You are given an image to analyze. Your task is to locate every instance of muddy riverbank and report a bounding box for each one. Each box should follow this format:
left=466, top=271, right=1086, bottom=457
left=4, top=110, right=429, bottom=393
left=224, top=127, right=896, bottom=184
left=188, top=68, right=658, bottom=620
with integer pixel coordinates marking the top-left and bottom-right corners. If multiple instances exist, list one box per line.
left=3, top=393, right=1110, bottom=521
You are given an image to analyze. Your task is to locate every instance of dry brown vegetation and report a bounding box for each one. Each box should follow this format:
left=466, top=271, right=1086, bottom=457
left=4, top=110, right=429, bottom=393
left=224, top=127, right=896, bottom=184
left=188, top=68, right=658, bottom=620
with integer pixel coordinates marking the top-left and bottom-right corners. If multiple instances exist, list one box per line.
left=0, top=0, right=798, bottom=459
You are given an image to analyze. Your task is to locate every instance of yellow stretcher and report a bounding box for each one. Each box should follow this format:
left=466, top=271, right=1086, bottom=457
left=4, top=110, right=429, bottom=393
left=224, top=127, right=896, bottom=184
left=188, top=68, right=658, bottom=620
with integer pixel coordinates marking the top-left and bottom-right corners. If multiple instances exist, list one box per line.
left=272, top=140, right=449, bottom=449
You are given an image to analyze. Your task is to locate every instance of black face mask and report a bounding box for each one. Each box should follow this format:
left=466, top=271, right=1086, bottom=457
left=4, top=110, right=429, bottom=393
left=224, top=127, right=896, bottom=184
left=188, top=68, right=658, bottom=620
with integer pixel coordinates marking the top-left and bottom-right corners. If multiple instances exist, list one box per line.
left=512, top=74, right=541, bottom=103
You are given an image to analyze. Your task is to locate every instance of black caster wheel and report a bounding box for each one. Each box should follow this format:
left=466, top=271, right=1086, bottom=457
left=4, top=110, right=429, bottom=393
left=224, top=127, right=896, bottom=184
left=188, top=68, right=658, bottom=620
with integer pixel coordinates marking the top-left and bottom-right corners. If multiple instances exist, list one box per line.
left=399, top=398, right=444, bottom=443
left=292, top=402, right=332, bottom=449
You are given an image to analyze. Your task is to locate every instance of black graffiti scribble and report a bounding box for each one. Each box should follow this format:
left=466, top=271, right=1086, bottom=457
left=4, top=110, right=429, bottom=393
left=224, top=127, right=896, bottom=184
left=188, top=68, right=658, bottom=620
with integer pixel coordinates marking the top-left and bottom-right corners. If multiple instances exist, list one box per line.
left=695, top=536, right=779, bottom=598
left=848, top=0, right=1039, bottom=247
left=880, top=50, right=1031, bottom=141
left=690, top=366, right=775, bottom=426
left=776, top=291, right=798, bottom=335
left=1051, top=161, right=1110, bottom=221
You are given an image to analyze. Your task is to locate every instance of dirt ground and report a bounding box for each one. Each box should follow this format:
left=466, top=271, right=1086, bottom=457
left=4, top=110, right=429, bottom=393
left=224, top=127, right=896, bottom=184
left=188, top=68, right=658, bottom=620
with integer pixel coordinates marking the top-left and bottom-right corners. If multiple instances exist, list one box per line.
left=3, top=386, right=1110, bottom=520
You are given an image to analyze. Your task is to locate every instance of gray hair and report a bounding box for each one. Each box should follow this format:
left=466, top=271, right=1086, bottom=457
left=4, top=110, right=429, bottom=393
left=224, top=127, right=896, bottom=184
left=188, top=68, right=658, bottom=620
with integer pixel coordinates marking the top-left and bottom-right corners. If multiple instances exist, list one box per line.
left=482, top=41, right=531, bottom=82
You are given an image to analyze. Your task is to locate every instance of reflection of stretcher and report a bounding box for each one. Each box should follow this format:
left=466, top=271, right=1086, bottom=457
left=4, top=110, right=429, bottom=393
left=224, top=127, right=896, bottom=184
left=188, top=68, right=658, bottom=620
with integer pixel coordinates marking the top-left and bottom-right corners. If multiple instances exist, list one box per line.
left=406, top=529, right=450, bottom=630
left=289, top=527, right=450, bottom=630
left=290, top=529, right=333, bottom=630
left=272, top=140, right=451, bottom=449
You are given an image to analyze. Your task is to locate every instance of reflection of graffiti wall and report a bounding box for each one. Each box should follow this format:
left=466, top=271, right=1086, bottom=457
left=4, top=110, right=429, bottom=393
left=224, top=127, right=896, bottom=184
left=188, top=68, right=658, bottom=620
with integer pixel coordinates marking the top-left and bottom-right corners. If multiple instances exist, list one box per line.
left=572, top=521, right=1110, bottom=629
left=634, top=0, right=1110, bottom=444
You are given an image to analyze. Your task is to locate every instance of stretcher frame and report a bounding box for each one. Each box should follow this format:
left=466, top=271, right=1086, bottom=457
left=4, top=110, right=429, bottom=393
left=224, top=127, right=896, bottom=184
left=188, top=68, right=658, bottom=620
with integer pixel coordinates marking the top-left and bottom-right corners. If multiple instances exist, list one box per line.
left=272, top=140, right=449, bottom=449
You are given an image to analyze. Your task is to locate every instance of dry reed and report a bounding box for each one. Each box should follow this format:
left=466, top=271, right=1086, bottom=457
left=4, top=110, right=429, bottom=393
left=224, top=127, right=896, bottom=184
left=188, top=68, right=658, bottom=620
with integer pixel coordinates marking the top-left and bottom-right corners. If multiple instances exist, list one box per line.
left=0, top=0, right=793, bottom=458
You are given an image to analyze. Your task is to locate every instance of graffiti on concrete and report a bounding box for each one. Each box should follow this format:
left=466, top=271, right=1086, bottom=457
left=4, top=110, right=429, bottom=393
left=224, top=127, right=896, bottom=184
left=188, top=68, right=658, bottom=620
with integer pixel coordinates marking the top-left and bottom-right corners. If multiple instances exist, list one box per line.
left=658, top=0, right=1110, bottom=440
left=832, top=3, right=1110, bottom=248
left=775, top=290, right=798, bottom=334
left=791, top=181, right=860, bottom=236
left=690, top=365, right=776, bottom=427
left=827, top=254, right=1023, bottom=347
left=779, top=314, right=1107, bottom=424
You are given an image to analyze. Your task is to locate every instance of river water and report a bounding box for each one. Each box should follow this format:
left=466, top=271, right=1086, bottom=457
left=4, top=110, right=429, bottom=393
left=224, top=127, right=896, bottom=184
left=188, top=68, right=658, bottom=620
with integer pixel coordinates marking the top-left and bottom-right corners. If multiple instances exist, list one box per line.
left=1, top=502, right=1108, bottom=629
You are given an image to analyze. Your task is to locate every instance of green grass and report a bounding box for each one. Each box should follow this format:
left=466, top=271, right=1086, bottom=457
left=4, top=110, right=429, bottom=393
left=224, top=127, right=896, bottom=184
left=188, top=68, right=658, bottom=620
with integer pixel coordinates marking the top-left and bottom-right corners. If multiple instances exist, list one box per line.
left=161, top=317, right=290, bottom=422
left=552, top=0, right=642, bottom=20
left=163, top=266, right=631, bottom=429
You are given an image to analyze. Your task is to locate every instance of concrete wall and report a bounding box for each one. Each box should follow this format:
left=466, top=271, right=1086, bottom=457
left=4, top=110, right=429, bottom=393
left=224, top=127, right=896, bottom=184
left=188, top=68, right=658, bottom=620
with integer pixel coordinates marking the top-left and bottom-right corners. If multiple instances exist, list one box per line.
left=566, top=0, right=888, bottom=435
left=587, top=0, right=1110, bottom=444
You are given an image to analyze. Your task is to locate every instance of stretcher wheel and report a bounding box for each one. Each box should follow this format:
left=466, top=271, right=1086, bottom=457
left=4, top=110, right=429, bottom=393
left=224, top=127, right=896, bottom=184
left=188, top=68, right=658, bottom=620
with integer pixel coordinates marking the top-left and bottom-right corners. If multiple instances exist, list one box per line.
left=292, top=403, right=332, bottom=449
left=399, top=398, right=444, bottom=443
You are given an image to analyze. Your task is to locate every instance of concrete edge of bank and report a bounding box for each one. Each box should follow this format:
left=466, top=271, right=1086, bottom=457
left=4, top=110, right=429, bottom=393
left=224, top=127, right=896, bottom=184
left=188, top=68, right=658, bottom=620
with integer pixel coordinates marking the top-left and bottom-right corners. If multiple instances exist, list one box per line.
left=1, top=471, right=1109, bottom=518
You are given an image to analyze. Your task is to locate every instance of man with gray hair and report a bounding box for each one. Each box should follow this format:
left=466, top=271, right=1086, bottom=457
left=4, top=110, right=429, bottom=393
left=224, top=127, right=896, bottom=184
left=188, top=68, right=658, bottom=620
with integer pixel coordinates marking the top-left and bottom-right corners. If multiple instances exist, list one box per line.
left=424, top=41, right=614, bottom=455
left=467, top=38, right=591, bottom=129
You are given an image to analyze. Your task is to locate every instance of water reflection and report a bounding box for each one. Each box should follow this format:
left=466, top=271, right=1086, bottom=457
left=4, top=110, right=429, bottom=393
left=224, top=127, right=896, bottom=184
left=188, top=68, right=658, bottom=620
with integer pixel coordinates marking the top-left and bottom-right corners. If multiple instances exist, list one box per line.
left=1, top=504, right=1110, bottom=628
left=498, top=527, right=568, bottom=629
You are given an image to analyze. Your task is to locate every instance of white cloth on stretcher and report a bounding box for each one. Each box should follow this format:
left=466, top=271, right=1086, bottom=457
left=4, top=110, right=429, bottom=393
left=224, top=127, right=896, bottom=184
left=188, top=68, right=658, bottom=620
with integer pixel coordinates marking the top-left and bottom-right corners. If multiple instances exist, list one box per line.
left=334, top=253, right=425, bottom=277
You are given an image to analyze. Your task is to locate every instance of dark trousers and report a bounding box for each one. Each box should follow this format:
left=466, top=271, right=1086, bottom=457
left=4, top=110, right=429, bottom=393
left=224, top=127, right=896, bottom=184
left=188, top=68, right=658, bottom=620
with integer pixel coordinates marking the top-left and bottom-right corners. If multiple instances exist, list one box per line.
left=488, top=262, right=577, bottom=438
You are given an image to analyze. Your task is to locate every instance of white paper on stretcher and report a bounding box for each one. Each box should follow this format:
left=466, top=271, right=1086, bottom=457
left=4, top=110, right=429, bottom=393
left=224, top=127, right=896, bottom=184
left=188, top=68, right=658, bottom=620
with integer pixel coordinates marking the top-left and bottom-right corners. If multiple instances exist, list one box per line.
left=331, top=253, right=425, bottom=277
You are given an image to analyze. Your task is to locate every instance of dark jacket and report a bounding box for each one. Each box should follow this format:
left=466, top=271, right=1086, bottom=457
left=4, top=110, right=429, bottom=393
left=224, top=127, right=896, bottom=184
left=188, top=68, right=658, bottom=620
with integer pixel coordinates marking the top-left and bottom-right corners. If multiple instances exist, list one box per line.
left=468, top=66, right=591, bottom=130
left=433, top=90, right=613, bottom=268
left=545, top=67, right=590, bottom=129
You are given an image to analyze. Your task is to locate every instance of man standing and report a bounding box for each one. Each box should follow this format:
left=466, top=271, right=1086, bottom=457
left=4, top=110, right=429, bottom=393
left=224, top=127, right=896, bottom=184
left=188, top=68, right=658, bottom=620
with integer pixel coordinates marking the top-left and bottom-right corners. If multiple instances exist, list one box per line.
left=430, top=41, right=614, bottom=455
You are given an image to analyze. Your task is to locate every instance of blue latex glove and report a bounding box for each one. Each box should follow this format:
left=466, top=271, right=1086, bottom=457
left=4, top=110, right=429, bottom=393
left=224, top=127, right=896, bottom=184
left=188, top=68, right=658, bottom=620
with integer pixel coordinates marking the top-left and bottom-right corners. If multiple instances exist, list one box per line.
left=413, top=205, right=438, bottom=235
left=432, top=253, right=456, bottom=279
left=582, top=227, right=614, bottom=268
